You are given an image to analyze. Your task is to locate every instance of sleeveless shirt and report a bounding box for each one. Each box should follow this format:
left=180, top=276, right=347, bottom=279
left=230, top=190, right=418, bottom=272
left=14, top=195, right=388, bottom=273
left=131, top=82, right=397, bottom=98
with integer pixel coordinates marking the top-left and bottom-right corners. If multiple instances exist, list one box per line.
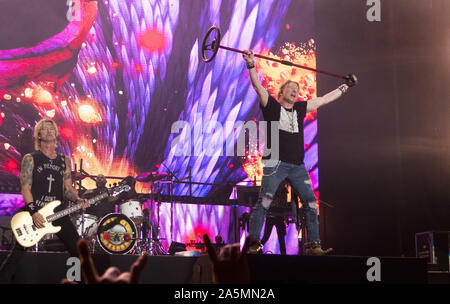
left=31, top=150, right=66, bottom=209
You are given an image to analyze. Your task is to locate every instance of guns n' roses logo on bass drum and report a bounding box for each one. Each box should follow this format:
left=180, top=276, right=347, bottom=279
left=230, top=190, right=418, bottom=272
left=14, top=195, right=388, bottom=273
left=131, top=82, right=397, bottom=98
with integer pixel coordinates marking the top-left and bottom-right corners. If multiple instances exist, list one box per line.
left=97, top=213, right=137, bottom=254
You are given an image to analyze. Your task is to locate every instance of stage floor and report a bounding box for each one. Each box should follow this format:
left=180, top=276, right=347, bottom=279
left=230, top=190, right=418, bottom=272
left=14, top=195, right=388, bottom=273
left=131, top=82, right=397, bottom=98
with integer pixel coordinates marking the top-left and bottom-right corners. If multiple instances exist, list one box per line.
left=0, top=250, right=431, bottom=284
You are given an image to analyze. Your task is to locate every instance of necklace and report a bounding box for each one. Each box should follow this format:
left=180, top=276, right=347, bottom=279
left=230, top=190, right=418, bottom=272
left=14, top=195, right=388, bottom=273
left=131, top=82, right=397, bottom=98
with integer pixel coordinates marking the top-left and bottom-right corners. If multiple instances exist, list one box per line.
left=286, top=107, right=295, bottom=133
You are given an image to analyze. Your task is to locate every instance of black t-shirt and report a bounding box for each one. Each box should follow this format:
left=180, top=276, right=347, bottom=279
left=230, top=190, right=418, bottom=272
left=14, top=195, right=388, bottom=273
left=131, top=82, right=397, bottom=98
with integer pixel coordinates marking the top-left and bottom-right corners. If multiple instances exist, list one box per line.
left=31, top=151, right=66, bottom=209
left=260, top=95, right=307, bottom=165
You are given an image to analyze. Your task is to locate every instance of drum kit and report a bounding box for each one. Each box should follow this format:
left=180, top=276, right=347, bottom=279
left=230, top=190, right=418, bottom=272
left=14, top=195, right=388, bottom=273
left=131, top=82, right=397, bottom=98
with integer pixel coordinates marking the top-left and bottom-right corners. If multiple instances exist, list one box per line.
left=67, top=170, right=170, bottom=255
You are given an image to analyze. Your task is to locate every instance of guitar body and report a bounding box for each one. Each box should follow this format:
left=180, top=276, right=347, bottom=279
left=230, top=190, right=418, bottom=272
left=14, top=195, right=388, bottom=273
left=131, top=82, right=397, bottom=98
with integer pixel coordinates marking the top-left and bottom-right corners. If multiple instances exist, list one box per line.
left=10, top=184, right=130, bottom=248
left=11, top=200, right=62, bottom=248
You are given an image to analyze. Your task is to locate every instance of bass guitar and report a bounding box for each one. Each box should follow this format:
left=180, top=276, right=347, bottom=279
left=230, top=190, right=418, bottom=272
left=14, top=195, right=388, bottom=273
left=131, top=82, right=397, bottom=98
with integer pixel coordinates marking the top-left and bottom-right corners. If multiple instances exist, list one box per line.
left=11, top=184, right=130, bottom=247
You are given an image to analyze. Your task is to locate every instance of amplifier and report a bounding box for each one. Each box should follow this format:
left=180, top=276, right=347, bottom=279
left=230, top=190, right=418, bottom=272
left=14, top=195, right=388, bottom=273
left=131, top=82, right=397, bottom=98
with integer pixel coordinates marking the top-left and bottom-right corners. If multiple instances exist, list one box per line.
left=415, top=231, right=449, bottom=271
left=236, top=186, right=260, bottom=206
left=0, top=215, right=14, bottom=250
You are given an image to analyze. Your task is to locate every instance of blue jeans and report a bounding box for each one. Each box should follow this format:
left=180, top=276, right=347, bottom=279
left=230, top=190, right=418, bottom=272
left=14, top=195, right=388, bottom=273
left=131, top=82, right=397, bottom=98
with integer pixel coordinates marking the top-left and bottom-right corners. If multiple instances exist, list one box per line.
left=249, top=161, right=320, bottom=243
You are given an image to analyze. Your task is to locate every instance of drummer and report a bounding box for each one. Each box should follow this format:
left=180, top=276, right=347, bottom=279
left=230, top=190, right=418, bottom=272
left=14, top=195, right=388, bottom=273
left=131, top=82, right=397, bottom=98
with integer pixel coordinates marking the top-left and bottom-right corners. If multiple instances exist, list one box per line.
left=81, top=174, right=117, bottom=218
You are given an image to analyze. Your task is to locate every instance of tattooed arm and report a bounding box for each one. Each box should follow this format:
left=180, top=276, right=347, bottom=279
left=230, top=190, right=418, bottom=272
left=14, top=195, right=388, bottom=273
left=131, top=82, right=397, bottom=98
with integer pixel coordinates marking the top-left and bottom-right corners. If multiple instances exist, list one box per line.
left=21, top=154, right=46, bottom=227
left=63, top=157, right=89, bottom=209
left=20, top=154, right=34, bottom=204
left=63, top=156, right=81, bottom=202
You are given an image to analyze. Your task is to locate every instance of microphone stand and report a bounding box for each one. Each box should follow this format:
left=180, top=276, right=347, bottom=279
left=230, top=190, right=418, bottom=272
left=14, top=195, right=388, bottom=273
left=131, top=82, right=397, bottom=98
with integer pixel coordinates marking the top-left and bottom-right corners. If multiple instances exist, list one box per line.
left=159, top=163, right=179, bottom=245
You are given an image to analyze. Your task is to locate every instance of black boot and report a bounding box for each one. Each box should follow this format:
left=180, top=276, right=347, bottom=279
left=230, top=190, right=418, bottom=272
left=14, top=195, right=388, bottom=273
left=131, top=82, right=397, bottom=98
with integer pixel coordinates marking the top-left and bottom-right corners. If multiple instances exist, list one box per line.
left=305, top=241, right=333, bottom=256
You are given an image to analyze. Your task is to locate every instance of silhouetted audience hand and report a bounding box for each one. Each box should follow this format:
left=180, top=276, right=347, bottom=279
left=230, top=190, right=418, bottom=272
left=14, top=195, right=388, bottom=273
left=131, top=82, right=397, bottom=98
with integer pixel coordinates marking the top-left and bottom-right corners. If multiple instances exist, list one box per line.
left=203, top=234, right=250, bottom=284
left=61, top=239, right=148, bottom=284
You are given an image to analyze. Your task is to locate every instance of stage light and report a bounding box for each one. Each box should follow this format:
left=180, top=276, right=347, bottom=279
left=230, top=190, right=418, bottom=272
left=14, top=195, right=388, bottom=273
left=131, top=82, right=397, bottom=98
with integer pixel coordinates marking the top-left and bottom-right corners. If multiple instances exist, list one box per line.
left=78, top=104, right=101, bottom=123
left=24, top=88, right=33, bottom=98
left=35, top=89, right=53, bottom=104
left=6, top=160, right=18, bottom=172
left=138, top=28, right=167, bottom=53
left=60, top=127, right=73, bottom=140
left=3, top=94, right=11, bottom=101
left=87, top=66, right=97, bottom=74
left=45, top=109, right=56, bottom=118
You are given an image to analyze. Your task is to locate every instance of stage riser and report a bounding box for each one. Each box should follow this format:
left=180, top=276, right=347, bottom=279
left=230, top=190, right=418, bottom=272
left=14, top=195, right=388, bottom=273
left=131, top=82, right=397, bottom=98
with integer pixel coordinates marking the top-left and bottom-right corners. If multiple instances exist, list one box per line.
left=0, top=251, right=427, bottom=284
left=0, top=251, right=198, bottom=284
left=193, top=255, right=428, bottom=284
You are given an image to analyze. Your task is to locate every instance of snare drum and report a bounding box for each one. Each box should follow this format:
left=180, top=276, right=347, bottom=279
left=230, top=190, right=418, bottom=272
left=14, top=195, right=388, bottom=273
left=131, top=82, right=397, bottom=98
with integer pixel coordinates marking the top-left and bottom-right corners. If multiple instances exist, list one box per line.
left=72, top=214, right=98, bottom=239
left=119, top=200, right=143, bottom=223
left=96, top=213, right=137, bottom=254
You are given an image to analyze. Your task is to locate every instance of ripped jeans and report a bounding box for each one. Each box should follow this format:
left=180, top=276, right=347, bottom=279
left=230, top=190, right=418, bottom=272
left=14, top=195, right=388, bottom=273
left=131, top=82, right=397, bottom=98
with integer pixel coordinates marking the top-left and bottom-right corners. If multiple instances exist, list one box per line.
left=249, top=161, right=320, bottom=243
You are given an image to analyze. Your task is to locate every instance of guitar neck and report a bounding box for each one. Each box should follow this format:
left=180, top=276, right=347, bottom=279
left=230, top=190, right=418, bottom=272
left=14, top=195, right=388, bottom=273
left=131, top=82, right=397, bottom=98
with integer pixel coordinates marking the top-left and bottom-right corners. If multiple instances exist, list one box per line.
left=46, top=192, right=108, bottom=222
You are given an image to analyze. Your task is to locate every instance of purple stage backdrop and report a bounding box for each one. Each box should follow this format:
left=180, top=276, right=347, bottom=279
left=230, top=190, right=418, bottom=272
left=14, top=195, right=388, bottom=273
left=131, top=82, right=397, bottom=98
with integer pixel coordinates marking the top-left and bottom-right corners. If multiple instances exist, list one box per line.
left=0, top=0, right=318, bottom=254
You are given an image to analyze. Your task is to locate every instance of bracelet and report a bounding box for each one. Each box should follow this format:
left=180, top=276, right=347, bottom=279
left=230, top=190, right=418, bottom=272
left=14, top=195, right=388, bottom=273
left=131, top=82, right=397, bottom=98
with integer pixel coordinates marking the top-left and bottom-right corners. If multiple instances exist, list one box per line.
left=246, top=62, right=255, bottom=69
left=338, top=84, right=349, bottom=94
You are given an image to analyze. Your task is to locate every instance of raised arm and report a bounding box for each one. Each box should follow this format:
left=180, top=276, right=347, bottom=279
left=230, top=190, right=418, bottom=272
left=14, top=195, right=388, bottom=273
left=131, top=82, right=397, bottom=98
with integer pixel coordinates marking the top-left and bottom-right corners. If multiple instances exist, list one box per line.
left=307, top=74, right=358, bottom=113
left=242, top=50, right=269, bottom=107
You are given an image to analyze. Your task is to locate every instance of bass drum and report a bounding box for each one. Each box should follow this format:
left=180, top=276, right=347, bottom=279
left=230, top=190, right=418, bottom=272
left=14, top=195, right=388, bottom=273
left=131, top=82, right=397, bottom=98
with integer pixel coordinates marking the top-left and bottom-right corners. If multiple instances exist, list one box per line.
left=96, top=213, right=137, bottom=254
left=119, top=200, right=143, bottom=223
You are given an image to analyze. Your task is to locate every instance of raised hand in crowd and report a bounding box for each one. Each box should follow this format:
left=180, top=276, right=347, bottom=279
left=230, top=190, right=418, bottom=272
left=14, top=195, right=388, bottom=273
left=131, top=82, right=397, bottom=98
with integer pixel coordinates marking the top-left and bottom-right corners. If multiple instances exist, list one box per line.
left=203, top=234, right=251, bottom=284
left=61, top=239, right=148, bottom=284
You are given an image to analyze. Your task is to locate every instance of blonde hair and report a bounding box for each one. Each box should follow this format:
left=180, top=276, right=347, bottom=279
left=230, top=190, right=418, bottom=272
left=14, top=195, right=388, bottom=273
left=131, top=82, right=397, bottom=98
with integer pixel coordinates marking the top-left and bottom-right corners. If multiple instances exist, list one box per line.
left=278, top=80, right=299, bottom=100
left=34, top=119, right=59, bottom=150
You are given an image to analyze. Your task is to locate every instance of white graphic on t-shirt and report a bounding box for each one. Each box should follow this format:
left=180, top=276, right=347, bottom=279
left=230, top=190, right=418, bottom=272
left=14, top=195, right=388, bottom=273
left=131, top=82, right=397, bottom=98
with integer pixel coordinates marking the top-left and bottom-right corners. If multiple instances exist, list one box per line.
left=47, top=174, right=55, bottom=193
left=279, top=107, right=299, bottom=133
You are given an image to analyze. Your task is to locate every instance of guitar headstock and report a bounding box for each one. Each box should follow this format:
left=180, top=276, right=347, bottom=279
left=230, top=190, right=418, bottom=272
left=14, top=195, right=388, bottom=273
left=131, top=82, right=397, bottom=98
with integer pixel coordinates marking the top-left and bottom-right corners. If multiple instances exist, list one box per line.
left=108, top=184, right=131, bottom=197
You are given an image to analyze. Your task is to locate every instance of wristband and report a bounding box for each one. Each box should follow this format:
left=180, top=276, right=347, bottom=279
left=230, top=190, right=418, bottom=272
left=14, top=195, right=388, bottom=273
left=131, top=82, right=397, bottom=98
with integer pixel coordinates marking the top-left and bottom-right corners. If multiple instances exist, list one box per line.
left=25, top=202, right=38, bottom=215
left=246, top=62, right=255, bottom=69
left=338, top=84, right=349, bottom=94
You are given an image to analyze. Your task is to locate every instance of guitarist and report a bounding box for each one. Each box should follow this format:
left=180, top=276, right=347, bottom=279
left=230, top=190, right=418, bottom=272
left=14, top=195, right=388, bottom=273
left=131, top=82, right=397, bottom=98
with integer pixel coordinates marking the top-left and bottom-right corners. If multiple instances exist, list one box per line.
left=19, top=119, right=89, bottom=256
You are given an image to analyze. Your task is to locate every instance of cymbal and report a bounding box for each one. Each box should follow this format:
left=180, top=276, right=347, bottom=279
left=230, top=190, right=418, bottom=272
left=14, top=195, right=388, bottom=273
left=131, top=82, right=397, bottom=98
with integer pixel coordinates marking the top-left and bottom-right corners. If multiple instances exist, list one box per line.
left=71, top=171, right=87, bottom=181
left=136, top=171, right=168, bottom=182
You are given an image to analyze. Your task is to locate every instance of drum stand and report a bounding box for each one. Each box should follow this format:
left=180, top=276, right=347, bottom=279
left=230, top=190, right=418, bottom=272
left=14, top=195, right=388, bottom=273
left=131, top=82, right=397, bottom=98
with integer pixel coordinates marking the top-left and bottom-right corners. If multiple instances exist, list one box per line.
left=132, top=183, right=167, bottom=255
left=75, top=208, right=97, bottom=253
left=145, top=182, right=167, bottom=255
